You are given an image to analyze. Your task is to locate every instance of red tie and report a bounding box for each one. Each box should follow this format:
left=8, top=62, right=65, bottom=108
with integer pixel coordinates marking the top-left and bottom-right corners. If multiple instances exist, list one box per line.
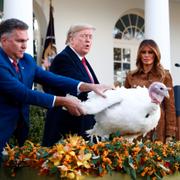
left=82, top=57, right=94, bottom=83
left=12, top=59, right=19, bottom=72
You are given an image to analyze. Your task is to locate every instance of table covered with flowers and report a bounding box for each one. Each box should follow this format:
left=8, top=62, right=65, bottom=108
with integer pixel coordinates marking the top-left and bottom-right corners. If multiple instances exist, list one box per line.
left=1, top=135, right=180, bottom=179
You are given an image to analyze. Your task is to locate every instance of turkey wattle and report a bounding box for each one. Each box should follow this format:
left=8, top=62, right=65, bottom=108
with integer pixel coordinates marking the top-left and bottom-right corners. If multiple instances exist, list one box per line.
left=80, top=82, right=170, bottom=141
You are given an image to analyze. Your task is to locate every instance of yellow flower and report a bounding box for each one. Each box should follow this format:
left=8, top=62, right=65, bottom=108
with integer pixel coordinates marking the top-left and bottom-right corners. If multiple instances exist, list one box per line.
left=69, top=151, right=76, bottom=156
left=64, top=154, right=72, bottom=162
left=77, top=150, right=92, bottom=168
left=56, top=144, right=65, bottom=154
left=65, top=134, right=85, bottom=147
left=49, top=152, right=63, bottom=166
left=67, top=172, right=76, bottom=179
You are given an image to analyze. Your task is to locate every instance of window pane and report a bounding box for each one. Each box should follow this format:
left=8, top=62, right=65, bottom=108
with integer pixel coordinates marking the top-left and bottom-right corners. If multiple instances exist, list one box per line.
left=114, top=48, right=121, bottom=61
left=123, top=48, right=131, bottom=62
left=121, top=15, right=130, bottom=27
left=130, top=14, right=137, bottom=26
left=123, top=63, right=130, bottom=70
left=115, top=20, right=125, bottom=32
left=137, top=16, right=144, bottom=28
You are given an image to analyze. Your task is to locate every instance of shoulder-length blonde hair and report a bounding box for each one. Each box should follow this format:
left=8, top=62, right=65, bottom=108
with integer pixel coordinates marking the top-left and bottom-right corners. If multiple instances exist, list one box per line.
left=133, top=39, right=165, bottom=80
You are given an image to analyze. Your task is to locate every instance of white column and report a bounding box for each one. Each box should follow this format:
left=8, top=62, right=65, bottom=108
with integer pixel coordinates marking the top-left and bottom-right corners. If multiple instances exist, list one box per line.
left=145, top=0, right=170, bottom=70
left=3, top=0, right=33, bottom=55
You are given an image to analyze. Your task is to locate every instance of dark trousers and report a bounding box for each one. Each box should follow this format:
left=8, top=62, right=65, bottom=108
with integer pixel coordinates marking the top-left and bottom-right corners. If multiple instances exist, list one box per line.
left=13, top=119, right=29, bottom=147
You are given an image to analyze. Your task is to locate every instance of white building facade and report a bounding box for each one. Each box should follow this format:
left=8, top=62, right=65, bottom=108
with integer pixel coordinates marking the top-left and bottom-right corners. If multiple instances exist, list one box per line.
left=1, top=0, right=180, bottom=86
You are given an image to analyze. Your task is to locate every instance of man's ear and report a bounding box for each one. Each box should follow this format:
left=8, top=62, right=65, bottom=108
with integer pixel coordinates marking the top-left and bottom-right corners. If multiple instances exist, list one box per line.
left=1, top=34, right=8, bottom=43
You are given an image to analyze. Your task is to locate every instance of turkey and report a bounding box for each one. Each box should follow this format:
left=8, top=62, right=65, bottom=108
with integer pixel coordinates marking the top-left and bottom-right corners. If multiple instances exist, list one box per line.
left=80, top=82, right=170, bottom=142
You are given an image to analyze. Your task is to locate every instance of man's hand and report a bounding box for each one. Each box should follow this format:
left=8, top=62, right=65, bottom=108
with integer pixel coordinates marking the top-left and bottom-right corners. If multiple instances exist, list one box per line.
left=79, top=83, right=114, bottom=97
left=54, top=96, right=85, bottom=116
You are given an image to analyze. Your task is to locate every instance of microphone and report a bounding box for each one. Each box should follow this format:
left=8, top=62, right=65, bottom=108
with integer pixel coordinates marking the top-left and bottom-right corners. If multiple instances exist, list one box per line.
left=175, top=63, right=180, bottom=67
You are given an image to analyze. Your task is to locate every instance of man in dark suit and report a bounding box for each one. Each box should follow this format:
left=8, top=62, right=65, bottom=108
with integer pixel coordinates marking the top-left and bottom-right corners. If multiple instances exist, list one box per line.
left=42, top=24, right=100, bottom=146
left=0, top=19, right=111, bottom=159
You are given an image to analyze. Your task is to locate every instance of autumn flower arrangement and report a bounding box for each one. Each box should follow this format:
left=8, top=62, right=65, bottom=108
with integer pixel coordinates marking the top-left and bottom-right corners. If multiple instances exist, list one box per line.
left=2, top=134, right=180, bottom=180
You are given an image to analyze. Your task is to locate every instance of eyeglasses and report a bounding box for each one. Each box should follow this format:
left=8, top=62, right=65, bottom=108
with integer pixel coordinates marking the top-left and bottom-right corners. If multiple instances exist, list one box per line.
left=141, top=50, right=154, bottom=56
left=78, top=34, right=93, bottom=40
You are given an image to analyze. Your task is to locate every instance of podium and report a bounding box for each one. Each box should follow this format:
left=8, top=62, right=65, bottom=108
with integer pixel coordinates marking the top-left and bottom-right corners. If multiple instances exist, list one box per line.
left=174, top=85, right=180, bottom=140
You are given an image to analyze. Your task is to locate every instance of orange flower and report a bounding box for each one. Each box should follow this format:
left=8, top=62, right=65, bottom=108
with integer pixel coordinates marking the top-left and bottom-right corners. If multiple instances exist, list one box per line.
left=102, top=157, right=112, bottom=164
left=124, top=150, right=129, bottom=156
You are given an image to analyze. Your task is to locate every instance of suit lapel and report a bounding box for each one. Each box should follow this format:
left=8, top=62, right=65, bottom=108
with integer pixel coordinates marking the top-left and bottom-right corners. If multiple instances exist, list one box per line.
left=65, top=46, right=99, bottom=83
left=66, top=46, right=91, bottom=79
left=85, top=60, right=99, bottom=83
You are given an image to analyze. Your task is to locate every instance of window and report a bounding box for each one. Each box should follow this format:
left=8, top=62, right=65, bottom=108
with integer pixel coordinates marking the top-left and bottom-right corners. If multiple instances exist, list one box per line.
left=113, top=14, right=144, bottom=40
left=113, top=14, right=144, bottom=86
left=114, top=48, right=131, bottom=85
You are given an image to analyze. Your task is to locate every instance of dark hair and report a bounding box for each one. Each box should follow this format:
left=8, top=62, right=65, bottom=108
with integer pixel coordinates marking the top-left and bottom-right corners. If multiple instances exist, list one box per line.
left=0, top=18, right=28, bottom=38
left=133, top=39, right=165, bottom=81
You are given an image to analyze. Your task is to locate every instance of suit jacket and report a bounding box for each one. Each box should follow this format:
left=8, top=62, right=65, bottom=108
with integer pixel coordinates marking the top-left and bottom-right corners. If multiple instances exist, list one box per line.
left=0, top=47, right=80, bottom=153
left=42, top=46, right=99, bottom=146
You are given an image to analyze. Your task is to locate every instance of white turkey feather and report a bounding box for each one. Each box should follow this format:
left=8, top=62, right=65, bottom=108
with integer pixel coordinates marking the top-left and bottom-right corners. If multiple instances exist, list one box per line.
left=80, top=82, right=169, bottom=141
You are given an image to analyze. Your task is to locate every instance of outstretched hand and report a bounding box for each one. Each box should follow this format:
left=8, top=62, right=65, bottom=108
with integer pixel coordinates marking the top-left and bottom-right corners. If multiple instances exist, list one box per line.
left=79, top=83, right=115, bottom=98
left=55, top=95, right=85, bottom=116
left=90, top=84, right=115, bottom=97
left=54, top=83, right=115, bottom=116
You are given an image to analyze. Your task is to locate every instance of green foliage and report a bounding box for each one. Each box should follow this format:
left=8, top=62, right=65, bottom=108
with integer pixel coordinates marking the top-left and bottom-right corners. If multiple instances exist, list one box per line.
left=28, top=105, right=46, bottom=143
left=9, top=106, right=46, bottom=146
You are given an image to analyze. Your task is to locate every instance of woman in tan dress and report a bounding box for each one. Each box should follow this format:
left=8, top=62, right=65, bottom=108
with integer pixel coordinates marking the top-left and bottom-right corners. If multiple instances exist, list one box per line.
left=124, top=39, right=176, bottom=143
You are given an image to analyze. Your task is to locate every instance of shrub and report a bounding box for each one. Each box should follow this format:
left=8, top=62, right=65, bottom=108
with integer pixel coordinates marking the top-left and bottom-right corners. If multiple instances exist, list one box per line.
left=9, top=106, right=46, bottom=146
left=28, top=105, right=46, bottom=143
